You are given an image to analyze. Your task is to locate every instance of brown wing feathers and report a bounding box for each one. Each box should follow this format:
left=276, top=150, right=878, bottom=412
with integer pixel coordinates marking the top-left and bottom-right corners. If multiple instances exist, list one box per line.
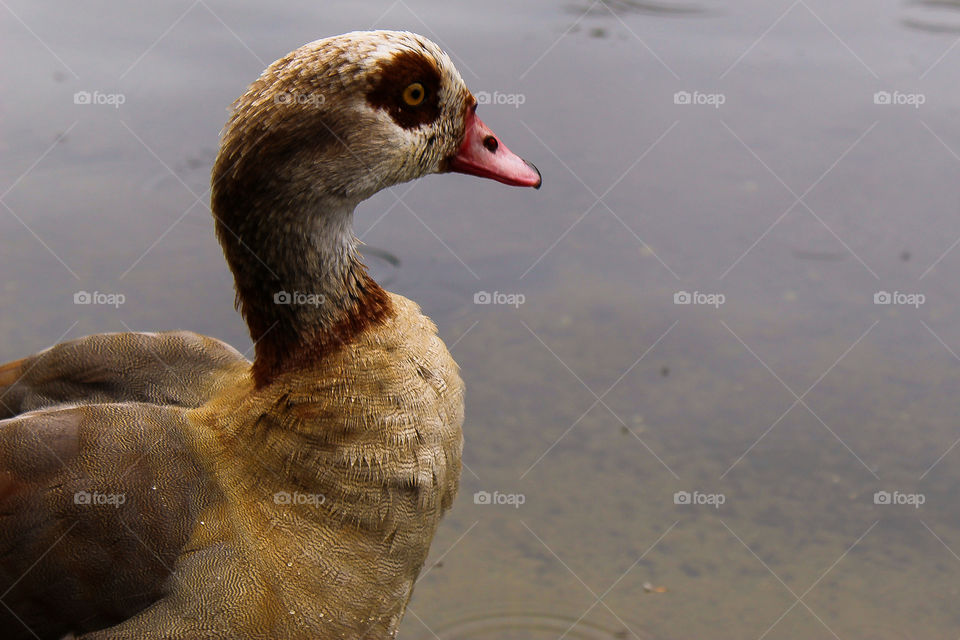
left=0, top=359, right=26, bottom=418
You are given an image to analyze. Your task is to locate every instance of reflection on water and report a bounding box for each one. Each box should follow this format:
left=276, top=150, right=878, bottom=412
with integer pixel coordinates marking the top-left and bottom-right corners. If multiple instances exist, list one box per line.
left=142, top=147, right=216, bottom=193
left=570, top=0, right=709, bottom=17
left=902, top=0, right=960, bottom=32
left=360, top=246, right=401, bottom=287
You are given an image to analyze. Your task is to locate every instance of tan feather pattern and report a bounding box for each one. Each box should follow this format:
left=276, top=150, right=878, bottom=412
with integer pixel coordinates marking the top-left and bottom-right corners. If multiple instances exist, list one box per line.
left=0, top=29, right=537, bottom=640
left=0, top=295, right=461, bottom=639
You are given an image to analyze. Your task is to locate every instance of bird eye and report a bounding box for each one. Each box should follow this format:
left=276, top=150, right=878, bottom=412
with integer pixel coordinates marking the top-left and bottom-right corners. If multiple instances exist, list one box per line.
left=402, top=82, right=426, bottom=107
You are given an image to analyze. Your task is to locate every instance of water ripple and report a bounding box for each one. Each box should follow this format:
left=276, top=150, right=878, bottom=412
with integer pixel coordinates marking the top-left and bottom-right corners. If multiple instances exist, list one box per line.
left=431, top=611, right=650, bottom=639
left=902, top=0, right=960, bottom=33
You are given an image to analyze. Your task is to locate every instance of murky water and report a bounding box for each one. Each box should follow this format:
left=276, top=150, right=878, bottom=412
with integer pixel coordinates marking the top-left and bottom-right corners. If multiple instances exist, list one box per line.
left=3, top=0, right=960, bottom=638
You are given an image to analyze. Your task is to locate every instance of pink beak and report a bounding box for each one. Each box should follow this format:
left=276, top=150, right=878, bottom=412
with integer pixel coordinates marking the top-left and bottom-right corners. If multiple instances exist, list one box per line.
left=448, top=107, right=542, bottom=189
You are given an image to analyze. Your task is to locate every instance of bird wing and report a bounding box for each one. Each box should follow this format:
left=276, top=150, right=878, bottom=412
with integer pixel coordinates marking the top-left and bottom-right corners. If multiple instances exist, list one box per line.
left=0, top=331, right=248, bottom=638
left=0, top=331, right=249, bottom=418
left=0, top=401, right=219, bottom=639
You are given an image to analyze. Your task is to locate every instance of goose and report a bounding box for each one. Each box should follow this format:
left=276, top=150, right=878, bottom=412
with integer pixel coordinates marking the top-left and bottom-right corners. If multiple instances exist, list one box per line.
left=0, top=30, right=540, bottom=639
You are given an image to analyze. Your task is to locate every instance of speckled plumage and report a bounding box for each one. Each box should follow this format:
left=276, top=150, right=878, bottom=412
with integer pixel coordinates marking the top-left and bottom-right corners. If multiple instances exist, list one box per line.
left=0, top=300, right=462, bottom=638
left=0, top=31, right=480, bottom=639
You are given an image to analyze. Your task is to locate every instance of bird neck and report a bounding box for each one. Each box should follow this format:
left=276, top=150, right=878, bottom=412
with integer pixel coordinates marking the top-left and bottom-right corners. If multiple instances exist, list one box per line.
left=212, top=193, right=393, bottom=387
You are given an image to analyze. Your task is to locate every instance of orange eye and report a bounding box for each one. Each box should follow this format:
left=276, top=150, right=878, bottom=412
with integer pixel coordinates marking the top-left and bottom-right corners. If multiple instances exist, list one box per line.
left=402, top=82, right=426, bottom=106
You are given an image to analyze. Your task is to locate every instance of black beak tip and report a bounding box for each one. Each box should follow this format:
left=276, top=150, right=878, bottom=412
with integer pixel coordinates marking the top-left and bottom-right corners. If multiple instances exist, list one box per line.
left=525, top=160, right=542, bottom=190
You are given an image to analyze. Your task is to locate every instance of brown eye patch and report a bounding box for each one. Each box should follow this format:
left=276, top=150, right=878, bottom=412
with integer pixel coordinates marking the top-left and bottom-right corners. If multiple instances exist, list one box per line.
left=366, top=50, right=442, bottom=130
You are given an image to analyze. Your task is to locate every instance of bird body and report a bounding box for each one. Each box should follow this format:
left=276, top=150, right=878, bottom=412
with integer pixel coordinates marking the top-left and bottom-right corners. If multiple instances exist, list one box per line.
left=0, top=30, right=539, bottom=639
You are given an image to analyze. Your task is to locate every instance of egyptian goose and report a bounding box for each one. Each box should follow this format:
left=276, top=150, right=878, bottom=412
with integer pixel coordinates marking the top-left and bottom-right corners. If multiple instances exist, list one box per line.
left=0, top=30, right=540, bottom=639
